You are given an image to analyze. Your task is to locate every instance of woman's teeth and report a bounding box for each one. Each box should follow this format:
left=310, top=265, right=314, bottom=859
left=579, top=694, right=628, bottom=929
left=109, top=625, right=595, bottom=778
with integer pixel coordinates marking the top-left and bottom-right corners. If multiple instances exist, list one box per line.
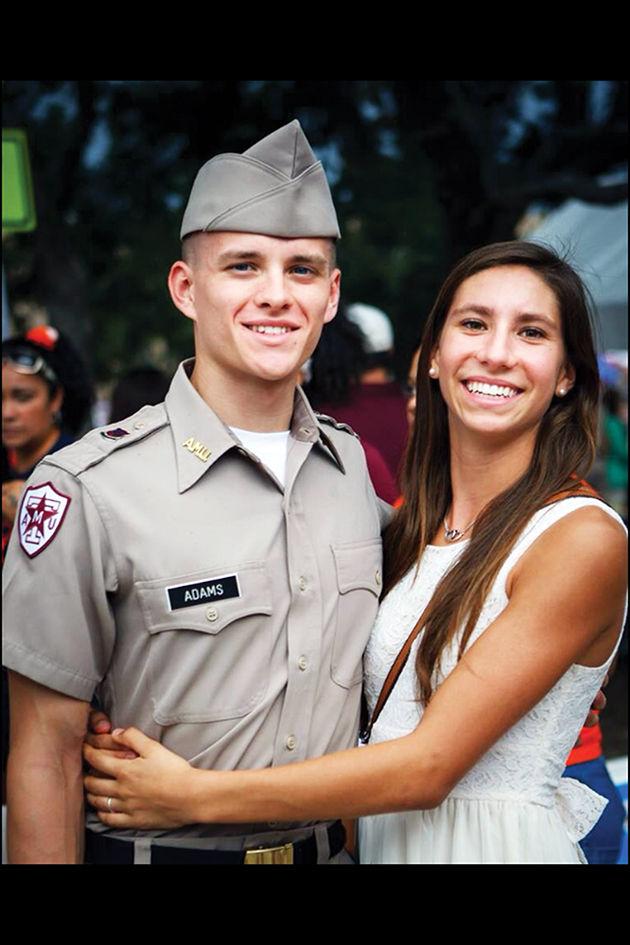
left=465, top=381, right=518, bottom=398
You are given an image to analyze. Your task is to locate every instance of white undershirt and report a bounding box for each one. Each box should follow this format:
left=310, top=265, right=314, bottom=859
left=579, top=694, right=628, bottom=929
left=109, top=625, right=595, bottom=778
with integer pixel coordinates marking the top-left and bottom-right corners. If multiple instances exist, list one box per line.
left=229, top=427, right=291, bottom=487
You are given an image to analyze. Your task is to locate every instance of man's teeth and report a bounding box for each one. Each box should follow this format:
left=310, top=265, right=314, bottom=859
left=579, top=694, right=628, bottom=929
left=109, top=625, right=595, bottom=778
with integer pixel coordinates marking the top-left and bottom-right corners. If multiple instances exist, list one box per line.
left=466, top=381, right=518, bottom=398
left=250, top=325, right=291, bottom=335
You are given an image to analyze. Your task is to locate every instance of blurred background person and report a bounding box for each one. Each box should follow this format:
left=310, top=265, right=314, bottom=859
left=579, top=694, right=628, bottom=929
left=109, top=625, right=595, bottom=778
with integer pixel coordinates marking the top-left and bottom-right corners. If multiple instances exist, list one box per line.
left=2, top=323, right=93, bottom=805
left=107, top=365, right=170, bottom=424
left=2, top=325, right=94, bottom=558
left=308, top=302, right=408, bottom=488
left=305, top=306, right=398, bottom=504
left=601, top=385, right=628, bottom=522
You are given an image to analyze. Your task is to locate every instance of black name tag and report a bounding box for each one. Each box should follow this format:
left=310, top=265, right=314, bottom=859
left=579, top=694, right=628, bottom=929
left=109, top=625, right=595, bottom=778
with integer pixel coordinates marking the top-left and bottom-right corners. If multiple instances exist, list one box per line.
left=167, top=575, right=240, bottom=610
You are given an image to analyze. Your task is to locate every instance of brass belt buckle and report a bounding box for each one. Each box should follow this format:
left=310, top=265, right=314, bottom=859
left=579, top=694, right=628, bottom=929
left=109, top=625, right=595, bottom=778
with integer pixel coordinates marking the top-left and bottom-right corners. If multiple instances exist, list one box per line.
left=244, top=842, right=294, bottom=864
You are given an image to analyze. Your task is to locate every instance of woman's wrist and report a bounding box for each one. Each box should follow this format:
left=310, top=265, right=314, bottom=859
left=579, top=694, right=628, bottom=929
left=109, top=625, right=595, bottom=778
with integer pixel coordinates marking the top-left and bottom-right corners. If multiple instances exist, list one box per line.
left=186, top=767, right=243, bottom=824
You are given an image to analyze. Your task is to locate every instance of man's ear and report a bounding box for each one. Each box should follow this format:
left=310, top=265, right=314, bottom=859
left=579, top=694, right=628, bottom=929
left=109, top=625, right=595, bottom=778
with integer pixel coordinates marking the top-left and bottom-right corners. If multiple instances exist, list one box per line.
left=168, top=261, right=197, bottom=323
left=323, top=268, right=341, bottom=325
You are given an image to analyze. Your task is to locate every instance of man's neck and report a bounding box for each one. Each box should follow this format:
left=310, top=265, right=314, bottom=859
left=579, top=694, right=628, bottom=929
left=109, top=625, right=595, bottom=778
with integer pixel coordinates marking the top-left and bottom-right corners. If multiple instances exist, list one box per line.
left=190, top=361, right=295, bottom=432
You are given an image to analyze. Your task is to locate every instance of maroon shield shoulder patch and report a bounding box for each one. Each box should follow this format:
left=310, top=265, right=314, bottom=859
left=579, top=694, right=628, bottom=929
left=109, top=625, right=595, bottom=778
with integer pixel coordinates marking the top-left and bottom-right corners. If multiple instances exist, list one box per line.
left=18, top=482, right=71, bottom=558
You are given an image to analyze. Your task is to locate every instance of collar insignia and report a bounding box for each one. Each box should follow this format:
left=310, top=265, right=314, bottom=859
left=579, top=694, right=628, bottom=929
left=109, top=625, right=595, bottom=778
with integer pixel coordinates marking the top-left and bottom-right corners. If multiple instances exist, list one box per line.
left=182, top=436, right=211, bottom=462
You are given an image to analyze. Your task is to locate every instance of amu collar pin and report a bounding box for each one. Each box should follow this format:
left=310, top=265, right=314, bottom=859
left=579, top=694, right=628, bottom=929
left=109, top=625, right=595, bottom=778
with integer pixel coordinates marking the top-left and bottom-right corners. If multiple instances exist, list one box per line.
left=182, top=437, right=211, bottom=462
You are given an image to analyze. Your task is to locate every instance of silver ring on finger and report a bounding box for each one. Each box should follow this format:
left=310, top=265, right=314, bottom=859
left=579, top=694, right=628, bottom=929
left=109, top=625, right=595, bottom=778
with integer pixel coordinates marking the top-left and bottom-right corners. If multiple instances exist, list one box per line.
left=107, top=796, right=114, bottom=812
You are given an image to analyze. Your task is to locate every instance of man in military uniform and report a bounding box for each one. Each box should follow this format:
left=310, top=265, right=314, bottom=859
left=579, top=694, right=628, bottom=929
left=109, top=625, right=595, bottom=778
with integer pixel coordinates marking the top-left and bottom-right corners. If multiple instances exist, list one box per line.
left=3, top=121, right=388, bottom=864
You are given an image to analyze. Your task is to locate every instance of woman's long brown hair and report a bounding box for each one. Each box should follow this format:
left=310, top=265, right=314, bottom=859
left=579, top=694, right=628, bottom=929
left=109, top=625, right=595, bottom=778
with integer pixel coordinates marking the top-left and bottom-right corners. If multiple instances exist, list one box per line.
left=382, top=242, right=600, bottom=704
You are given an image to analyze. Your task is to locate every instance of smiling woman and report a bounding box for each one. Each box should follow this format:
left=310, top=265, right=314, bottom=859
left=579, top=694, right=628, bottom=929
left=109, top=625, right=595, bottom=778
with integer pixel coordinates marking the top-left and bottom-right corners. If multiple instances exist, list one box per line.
left=83, top=242, right=626, bottom=865
left=430, top=264, right=575, bottom=461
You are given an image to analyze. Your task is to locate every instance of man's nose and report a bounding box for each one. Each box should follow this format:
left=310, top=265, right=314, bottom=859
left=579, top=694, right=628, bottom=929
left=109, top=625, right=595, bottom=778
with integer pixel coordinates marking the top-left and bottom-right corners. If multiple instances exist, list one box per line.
left=253, top=270, right=291, bottom=310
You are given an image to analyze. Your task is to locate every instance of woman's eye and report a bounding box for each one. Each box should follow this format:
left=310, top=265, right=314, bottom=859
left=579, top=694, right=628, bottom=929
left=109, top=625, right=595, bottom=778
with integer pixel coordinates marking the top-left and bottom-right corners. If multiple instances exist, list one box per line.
left=520, top=327, right=545, bottom=339
left=462, top=319, right=485, bottom=330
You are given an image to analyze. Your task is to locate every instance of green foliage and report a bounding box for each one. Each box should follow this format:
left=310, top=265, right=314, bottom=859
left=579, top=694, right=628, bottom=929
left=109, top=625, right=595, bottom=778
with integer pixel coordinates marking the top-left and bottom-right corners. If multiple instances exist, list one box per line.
left=3, top=80, right=627, bottom=384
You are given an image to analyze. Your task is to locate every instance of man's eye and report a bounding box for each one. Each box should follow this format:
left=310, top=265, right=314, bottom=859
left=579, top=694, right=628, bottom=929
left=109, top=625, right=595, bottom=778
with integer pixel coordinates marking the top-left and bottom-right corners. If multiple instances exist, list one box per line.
left=229, top=262, right=254, bottom=272
left=292, top=266, right=315, bottom=276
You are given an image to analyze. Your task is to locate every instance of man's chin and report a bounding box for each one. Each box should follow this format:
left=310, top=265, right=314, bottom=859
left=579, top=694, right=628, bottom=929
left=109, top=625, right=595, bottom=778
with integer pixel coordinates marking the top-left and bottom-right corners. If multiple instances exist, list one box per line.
left=245, top=359, right=301, bottom=386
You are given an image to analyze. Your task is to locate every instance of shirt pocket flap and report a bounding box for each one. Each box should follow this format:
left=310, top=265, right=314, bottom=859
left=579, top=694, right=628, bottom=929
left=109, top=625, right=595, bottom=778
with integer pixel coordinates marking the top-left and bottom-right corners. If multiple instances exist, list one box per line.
left=332, top=539, right=383, bottom=596
left=136, top=561, right=272, bottom=636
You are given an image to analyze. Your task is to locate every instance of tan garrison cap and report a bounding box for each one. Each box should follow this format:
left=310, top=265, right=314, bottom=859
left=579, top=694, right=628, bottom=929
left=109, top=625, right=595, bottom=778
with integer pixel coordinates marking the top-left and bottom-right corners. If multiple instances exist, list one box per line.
left=180, top=120, right=340, bottom=240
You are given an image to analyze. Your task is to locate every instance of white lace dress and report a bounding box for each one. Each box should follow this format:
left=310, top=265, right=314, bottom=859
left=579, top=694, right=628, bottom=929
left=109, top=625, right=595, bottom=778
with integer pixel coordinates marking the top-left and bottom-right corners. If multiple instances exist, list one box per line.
left=359, top=499, right=626, bottom=864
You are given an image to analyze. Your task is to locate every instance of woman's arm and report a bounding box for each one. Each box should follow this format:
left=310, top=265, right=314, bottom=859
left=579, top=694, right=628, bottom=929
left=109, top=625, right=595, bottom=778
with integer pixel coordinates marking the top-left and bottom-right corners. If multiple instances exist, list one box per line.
left=84, top=507, right=627, bottom=829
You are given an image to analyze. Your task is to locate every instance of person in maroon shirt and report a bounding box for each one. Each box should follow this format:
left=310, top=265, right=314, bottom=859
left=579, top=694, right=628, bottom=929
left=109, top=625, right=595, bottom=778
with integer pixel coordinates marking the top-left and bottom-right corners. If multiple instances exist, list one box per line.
left=307, top=303, right=407, bottom=492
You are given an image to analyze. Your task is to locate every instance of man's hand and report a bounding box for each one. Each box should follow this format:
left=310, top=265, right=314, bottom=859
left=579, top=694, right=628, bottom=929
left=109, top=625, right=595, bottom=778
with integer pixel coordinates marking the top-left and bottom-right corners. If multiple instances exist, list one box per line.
left=84, top=728, right=197, bottom=830
left=572, top=679, right=608, bottom=748
left=85, top=709, right=138, bottom=759
left=583, top=685, right=607, bottom=728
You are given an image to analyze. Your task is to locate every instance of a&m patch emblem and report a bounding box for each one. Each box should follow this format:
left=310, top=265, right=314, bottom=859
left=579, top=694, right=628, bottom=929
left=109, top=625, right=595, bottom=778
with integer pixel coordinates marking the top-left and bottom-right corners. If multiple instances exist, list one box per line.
left=18, top=482, right=71, bottom=558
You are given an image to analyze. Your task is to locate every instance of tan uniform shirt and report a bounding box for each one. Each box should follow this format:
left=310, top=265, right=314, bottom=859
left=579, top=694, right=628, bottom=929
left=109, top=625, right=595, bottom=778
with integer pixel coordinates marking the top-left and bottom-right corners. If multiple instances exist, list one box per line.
left=3, top=361, right=390, bottom=844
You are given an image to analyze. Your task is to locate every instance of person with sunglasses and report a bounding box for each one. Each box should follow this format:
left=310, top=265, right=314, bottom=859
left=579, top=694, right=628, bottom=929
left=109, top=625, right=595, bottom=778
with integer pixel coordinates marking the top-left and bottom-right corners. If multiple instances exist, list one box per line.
left=2, top=325, right=93, bottom=559
left=2, top=325, right=93, bottom=804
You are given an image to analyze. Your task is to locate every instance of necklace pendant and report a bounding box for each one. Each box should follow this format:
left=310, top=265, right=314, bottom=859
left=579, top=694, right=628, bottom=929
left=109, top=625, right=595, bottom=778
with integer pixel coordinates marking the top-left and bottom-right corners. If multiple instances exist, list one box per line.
left=444, top=527, right=461, bottom=542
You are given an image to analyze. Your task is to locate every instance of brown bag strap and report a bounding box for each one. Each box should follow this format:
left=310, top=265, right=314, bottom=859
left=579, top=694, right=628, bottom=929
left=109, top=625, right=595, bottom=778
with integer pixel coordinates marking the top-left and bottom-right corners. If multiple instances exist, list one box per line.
left=359, top=482, right=605, bottom=744
left=359, top=601, right=431, bottom=744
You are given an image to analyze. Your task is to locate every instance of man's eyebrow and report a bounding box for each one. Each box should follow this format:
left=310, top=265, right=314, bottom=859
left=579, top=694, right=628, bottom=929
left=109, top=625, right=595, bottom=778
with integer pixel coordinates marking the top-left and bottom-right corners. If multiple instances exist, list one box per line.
left=288, top=253, right=328, bottom=268
left=216, top=250, right=264, bottom=264
left=215, top=250, right=328, bottom=268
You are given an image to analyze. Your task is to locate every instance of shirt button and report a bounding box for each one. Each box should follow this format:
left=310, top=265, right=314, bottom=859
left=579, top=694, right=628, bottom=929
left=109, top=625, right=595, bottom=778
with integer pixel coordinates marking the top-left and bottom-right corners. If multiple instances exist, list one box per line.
left=298, top=656, right=308, bottom=671
left=285, top=735, right=297, bottom=751
left=298, top=576, right=307, bottom=592
left=133, top=421, right=146, bottom=430
left=206, top=607, right=218, bottom=622
left=300, top=427, right=313, bottom=436
left=375, top=569, right=382, bottom=587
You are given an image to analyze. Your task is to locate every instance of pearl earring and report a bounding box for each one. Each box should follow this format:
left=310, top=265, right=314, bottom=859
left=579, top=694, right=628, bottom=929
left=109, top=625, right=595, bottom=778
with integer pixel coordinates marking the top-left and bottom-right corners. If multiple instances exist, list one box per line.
left=557, top=387, right=566, bottom=397
left=429, top=366, right=438, bottom=379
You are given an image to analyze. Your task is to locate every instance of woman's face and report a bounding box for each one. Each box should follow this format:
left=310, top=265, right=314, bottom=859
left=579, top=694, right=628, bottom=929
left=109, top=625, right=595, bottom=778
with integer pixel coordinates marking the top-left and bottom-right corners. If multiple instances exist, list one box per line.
left=431, top=265, right=575, bottom=445
left=2, top=364, right=63, bottom=454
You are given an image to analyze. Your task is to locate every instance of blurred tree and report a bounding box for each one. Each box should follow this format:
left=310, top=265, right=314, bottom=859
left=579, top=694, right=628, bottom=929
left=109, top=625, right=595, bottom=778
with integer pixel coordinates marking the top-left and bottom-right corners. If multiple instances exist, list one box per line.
left=3, top=80, right=627, bottom=382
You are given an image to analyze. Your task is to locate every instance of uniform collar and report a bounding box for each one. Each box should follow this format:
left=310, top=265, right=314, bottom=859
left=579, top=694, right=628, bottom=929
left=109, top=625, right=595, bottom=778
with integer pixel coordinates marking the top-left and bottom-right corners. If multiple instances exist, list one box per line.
left=166, top=361, right=345, bottom=493
left=294, top=387, right=346, bottom=474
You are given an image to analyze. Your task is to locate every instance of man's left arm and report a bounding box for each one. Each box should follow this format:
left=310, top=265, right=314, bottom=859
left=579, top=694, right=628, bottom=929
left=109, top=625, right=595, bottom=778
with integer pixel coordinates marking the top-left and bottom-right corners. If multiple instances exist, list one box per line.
left=7, top=672, right=91, bottom=864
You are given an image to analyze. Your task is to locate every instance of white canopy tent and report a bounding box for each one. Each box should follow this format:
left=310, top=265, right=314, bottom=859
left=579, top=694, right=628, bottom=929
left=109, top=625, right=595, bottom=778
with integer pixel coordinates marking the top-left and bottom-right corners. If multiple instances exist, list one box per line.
left=525, top=199, right=628, bottom=352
